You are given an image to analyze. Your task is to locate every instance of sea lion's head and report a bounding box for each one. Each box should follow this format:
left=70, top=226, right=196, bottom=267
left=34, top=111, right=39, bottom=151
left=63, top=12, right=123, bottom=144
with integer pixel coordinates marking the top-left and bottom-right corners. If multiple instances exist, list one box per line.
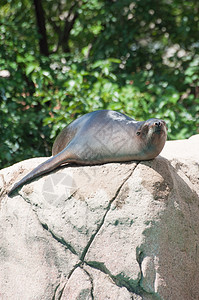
left=136, top=118, right=167, bottom=159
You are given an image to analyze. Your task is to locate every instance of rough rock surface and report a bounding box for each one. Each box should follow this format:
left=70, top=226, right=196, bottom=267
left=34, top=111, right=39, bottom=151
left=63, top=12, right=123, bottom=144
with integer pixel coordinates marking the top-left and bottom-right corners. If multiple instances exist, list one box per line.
left=0, top=135, right=199, bottom=300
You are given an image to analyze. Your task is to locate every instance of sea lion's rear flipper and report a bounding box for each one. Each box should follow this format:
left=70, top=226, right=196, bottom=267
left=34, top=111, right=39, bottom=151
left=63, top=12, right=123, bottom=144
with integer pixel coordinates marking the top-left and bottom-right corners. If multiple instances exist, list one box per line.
left=8, top=148, right=77, bottom=196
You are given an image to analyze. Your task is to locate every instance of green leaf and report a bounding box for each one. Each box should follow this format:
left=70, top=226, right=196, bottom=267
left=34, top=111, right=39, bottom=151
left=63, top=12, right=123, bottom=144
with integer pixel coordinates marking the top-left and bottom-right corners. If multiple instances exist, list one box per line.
left=25, top=64, right=36, bottom=75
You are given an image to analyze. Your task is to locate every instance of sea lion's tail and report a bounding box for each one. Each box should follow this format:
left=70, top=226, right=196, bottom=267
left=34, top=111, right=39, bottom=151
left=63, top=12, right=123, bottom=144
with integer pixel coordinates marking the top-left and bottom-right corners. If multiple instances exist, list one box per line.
left=8, top=148, right=76, bottom=197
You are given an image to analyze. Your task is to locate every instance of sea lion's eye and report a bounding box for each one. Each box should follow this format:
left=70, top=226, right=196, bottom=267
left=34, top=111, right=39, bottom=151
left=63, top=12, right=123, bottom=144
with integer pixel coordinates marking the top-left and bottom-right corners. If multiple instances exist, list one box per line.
left=136, top=131, right=141, bottom=136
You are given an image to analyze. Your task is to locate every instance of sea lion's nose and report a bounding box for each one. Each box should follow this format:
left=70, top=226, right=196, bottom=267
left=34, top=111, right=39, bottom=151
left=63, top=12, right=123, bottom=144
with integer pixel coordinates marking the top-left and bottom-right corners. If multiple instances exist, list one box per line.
left=155, top=121, right=161, bottom=127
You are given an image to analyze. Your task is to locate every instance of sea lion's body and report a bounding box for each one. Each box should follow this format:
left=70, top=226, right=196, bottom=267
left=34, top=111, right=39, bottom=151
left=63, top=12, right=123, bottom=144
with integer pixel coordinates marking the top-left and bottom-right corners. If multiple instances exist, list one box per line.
left=8, top=110, right=167, bottom=196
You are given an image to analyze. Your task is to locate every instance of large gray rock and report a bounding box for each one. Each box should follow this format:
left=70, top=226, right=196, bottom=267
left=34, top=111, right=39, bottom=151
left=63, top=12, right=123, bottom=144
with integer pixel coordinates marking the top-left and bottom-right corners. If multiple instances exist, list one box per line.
left=0, top=135, right=199, bottom=300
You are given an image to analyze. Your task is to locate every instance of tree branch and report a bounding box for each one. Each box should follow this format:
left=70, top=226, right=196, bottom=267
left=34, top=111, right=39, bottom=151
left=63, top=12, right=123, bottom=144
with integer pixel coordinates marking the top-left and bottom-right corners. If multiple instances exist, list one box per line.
left=33, top=0, right=49, bottom=56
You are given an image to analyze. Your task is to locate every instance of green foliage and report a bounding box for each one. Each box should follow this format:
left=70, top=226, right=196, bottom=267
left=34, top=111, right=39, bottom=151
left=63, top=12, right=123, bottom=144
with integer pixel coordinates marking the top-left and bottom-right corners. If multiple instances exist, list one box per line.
left=0, top=0, right=198, bottom=168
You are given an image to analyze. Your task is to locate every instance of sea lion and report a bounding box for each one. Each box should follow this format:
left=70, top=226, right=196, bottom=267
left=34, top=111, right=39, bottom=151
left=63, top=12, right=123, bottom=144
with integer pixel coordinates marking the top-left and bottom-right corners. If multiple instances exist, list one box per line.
left=8, top=110, right=167, bottom=196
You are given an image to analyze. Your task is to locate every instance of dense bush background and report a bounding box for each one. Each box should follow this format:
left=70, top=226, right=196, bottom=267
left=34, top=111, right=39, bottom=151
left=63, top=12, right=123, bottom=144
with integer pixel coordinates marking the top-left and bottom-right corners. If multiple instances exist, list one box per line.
left=0, top=0, right=198, bottom=168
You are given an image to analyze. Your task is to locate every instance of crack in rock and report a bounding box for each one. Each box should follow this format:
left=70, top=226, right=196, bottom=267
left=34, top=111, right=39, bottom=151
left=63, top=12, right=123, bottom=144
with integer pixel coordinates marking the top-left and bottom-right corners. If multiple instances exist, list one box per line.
left=20, top=193, right=79, bottom=257
left=85, top=260, right=162, bottom=300
left=52, top=282, right=66, bottom=300
left=40, top=222, right=78, bottom=256
left=85, top=260, right=140, bottom=295
left=61, top=264, right=94, bottom=300
left=81, top=266, right=94, bottom=300
left=64, top=163, right=139, bottom=296
left=80, top=163, right=139, bottom=262
left=68, top=262, right=82, bottom=279
left=136, top=248, right=145, bottom=287
left=52, top=283, right=59, bottom=300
